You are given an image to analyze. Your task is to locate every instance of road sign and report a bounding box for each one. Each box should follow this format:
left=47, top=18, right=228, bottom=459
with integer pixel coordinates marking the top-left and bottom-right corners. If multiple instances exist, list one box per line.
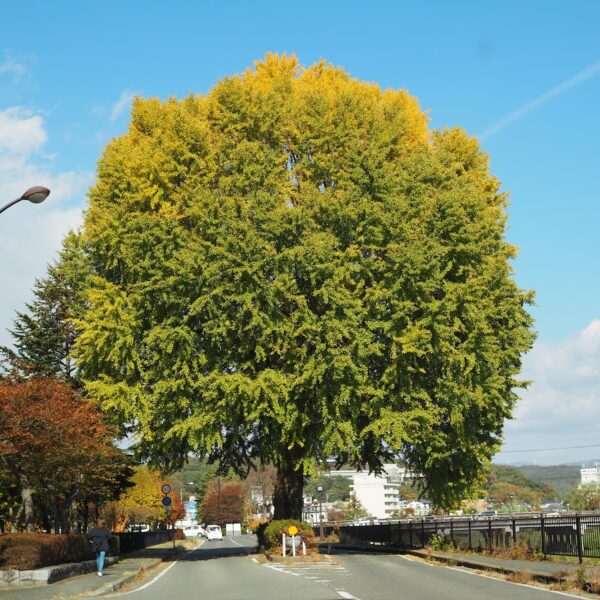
left=162, top=496, right=172, bottom=507
left=287, top=525, right=299, bottom=536
left=162, top=483, right=171, bottom=495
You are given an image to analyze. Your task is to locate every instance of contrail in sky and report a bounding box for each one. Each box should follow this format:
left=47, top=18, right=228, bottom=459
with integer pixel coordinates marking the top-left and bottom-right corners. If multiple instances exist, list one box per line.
left=479, top=60, right=600, bottom=140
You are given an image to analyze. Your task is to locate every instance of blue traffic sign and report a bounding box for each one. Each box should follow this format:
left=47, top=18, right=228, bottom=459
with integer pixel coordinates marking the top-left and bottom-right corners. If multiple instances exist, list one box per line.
left=162, top=496, right=172, bottom=507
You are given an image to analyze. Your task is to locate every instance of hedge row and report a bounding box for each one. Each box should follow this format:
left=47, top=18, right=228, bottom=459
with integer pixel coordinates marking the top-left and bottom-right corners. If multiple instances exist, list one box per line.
left=0, top=534, right=93, bottom=570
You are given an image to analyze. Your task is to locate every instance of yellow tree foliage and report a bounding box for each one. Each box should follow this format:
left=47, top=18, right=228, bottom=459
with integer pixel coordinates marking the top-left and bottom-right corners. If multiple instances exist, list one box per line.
left=112, top=466, right=176, bottom=529
left=77, top=55, right=534, bottom=517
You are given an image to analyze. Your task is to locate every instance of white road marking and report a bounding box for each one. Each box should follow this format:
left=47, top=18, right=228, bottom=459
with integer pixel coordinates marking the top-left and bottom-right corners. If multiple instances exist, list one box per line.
left=443, top=565, right=587, bottom=598
left=399, top=554, right=434, bottom=566
left=106, top=560, right=178, bottom=596
left=106, top=539, right=205, bottom=596
left=228, top=536, right=242, bottom=546
left=262, top=560, right=360, bottom=600
left=263, top=563, right=301, bottom=576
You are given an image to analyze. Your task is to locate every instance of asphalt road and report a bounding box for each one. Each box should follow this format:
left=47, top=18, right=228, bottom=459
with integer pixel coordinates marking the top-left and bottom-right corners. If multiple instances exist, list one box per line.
left=109, top=536, right=584, bottom=600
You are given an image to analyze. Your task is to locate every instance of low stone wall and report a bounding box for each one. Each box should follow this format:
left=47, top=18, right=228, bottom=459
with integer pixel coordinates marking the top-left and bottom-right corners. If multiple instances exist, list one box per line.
left=0, top=555, right=118, bottom=588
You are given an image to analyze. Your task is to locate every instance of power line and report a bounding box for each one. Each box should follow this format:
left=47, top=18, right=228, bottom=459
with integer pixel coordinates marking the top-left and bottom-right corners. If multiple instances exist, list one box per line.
left=499, top=444, right=600, bottom=454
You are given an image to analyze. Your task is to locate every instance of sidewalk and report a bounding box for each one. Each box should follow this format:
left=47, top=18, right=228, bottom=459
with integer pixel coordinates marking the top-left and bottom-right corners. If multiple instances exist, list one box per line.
left=0, top=540, right=197, bottom=600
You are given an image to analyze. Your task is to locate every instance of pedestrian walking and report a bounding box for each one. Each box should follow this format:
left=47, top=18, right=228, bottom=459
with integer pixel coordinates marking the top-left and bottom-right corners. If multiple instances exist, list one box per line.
left=88, top=517, right=112, bottom=576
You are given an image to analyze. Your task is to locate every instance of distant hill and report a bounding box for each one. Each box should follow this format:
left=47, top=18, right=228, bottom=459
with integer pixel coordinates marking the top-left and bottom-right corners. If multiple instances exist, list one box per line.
left=563, top=459, right=600, bottom=467
left=498, top=464, right=581, bottom=500
left=486, top=464, right=556, bottom=506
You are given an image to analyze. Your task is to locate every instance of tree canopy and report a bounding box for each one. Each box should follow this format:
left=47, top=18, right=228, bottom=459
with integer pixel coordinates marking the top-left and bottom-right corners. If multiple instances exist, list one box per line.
left=1, top=231, right=89, bottom=387
left=75, top=54, right=534, bottom=517
left=0, top=377, right=132, bottom=532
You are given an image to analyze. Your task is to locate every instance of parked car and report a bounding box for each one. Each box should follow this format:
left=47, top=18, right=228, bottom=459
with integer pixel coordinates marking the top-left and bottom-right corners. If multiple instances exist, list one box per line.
left=206, top=524, right=223, bottom=541
left=183, top=524, right=206, bottom=538
left=475, top=510, right=498, bottom=519
left=128, top=523, right=150, bottom=532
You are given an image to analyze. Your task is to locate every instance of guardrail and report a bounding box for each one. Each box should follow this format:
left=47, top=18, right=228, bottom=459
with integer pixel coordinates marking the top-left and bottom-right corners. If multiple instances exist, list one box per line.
left=320, top=514, right=600, bottom=563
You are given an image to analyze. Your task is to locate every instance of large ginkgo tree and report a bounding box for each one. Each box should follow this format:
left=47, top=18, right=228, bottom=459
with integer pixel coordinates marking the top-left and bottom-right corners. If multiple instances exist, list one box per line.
left=76, top=54, right=534, bottom=518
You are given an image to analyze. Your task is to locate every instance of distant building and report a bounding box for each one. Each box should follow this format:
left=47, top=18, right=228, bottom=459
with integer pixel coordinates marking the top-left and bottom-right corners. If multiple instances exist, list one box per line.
left=176, top=494, right=198, bottom=528
left=325, top=463, right=420, bottom=520
left=580, top=464, right=600, bottom=486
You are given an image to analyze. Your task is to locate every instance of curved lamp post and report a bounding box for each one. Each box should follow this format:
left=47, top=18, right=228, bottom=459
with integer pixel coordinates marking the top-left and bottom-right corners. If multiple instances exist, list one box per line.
left=0, top=186, right=51, bottom=215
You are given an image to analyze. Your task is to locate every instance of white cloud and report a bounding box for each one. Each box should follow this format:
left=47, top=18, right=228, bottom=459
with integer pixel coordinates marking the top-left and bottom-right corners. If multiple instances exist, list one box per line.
left=0, top=107, right=47, bottom=154
left=0, top=107, right=92, bottom=348
left=498, top=320, right=600, bottom=465
left=110, top=90, right=138, bottom=122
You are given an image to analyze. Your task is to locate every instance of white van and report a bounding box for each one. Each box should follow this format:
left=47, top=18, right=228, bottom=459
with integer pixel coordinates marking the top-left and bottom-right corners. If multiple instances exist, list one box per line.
left=206, top=524, right=223, bottom=541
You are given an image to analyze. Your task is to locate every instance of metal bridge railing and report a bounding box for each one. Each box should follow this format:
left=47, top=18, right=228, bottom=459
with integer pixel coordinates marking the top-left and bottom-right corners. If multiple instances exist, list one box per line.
left=322, top=514, right=600, bottom=563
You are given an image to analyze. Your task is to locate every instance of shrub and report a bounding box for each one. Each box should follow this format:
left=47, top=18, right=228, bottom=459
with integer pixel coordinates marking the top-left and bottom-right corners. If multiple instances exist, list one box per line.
left=572, top=566, right=587, bottom=590
left=501, top=539, right=534, bottom=561
left=587, top=567, right=600, bottom=594
left=246, top=518, right=268, bottom=534
left=507, top=570, right=533, bottom=584
left=429, top=533, right=452, bottom=552
left=0, top=534, right=93, bottom=570
left=257, top=520, right=315, bottom=552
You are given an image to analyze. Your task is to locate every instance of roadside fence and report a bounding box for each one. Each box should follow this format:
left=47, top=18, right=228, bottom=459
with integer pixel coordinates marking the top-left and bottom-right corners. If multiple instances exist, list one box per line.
left=321, top=514, right=600, bottom=563
left=115, top=529, right=176, bottom=553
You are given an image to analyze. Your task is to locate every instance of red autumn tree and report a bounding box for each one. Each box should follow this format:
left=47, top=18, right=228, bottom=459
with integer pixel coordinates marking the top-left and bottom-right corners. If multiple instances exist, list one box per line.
left=0, top=377, right=132, bottom=532
left=200, top=480, right=245, bottom=527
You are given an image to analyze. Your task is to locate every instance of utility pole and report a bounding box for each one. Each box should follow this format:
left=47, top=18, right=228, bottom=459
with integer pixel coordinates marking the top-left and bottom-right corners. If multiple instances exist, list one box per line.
left=317, top=485, right=324, bottom=541
left=217, top=476, right=221, bottom=525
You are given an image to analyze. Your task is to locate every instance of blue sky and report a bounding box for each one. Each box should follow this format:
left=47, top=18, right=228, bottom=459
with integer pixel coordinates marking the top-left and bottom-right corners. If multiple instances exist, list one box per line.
left=0, top=0, right=599, bottom=465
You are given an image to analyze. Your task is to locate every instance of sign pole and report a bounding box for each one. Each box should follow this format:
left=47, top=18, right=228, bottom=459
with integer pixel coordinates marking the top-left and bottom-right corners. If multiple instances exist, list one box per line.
left=161, top=483, right=175, bottom=552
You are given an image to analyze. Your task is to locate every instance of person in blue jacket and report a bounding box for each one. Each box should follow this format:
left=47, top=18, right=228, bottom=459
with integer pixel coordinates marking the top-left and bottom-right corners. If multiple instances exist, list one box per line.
left=87, top=517, right=112, bottom=576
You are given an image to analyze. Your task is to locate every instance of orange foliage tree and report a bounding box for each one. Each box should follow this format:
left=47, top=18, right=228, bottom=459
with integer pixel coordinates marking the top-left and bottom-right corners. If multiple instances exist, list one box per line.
left=0, top=377, right=132, bottom=533
left=200, top=480, right=245, bottom=527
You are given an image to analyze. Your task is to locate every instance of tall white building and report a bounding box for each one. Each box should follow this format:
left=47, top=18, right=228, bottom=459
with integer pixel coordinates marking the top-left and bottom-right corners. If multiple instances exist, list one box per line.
left=327, top=463, right=418, bottom=520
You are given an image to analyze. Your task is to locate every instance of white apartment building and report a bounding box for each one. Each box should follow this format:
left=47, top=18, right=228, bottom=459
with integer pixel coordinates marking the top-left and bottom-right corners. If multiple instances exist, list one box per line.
left=327, top=463, right=418, bottom=520
left=350, top=471, right=401, bottom=519
left=580, top=464, right=600, bottom=486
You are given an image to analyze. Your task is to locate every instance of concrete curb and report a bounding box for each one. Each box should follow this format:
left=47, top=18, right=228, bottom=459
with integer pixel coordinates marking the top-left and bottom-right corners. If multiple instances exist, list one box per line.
left=318, top=543, right=400, bottom=554
left=94, top=558, right=163, bottom=595
left=405, top=549, right=570, bottom=583
left=0, top=556, right=119, bottom=588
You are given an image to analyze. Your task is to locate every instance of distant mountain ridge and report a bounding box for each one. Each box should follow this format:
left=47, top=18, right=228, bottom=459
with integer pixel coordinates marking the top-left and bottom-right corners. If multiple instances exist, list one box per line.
left=494, top=463, right=581, bottom=500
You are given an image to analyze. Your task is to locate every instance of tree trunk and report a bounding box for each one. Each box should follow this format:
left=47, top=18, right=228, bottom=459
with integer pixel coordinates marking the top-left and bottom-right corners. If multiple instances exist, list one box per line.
left=272, top=465, right=304, bottom=520
left=48, top=486, right=61, bottom=533
left=19, top=473, right=36, bottom=533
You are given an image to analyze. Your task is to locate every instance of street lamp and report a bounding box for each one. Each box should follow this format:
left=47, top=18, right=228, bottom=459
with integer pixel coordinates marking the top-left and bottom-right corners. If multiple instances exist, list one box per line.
left=0, top=186, right=51, bottom=215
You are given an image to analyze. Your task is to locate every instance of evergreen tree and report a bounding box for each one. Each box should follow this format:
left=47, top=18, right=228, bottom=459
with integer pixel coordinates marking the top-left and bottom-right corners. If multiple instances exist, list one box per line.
left=75, top=55, right=535, bottom=517
left=1, top=231, right=89, bottom=386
